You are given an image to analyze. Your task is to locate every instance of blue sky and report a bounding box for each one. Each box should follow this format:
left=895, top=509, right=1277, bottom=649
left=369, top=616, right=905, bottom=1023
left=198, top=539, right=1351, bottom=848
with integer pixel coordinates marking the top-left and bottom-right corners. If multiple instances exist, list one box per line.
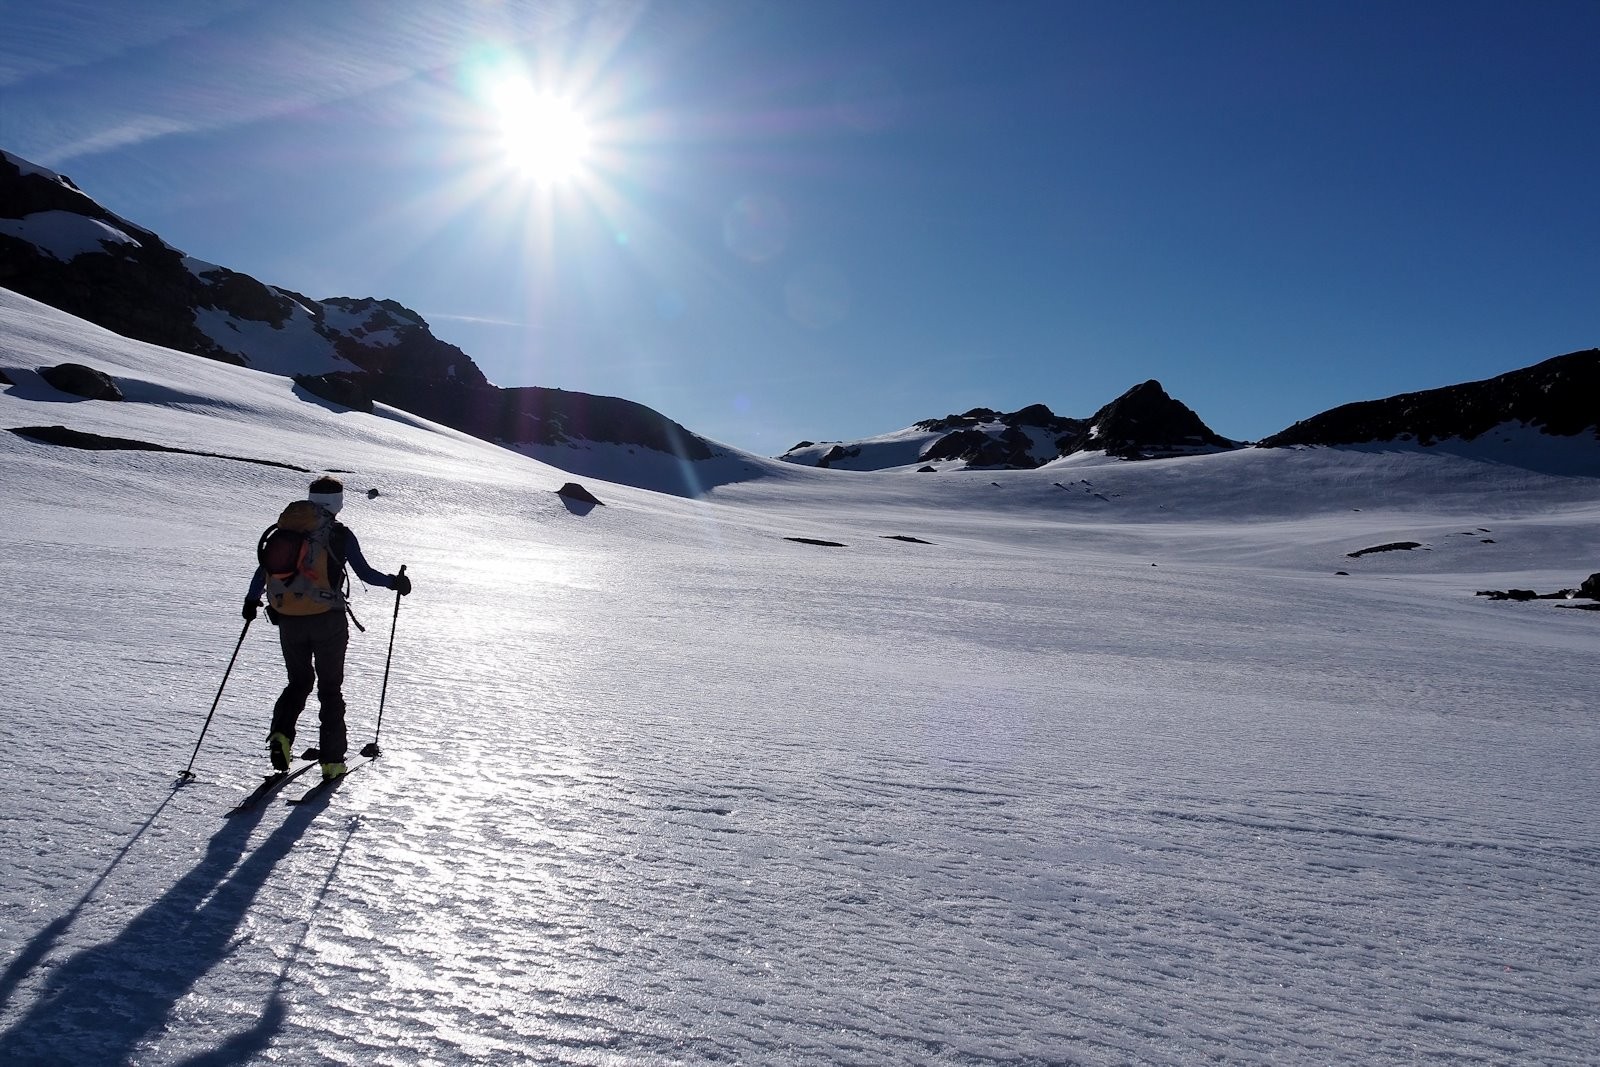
left=3, top=0, right=1596, bottom=455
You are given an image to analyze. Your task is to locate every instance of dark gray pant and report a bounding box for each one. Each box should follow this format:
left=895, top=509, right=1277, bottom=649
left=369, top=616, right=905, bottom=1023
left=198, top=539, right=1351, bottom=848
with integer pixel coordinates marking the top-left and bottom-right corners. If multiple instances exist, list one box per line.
left=269, top=610, right=349, bottom=762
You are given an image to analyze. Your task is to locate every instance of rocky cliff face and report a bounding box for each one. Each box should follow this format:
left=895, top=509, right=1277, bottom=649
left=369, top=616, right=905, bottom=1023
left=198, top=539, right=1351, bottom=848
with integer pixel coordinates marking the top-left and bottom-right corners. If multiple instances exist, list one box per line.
left=1261, top=350, right=1600, bottom=447
left=0, top=149, right=715, bottom=463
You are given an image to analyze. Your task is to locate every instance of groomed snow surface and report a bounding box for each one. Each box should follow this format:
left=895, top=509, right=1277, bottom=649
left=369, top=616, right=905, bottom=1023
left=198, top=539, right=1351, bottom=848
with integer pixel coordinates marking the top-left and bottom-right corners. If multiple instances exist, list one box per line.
left=1, top=289, right=1597, bottom=1065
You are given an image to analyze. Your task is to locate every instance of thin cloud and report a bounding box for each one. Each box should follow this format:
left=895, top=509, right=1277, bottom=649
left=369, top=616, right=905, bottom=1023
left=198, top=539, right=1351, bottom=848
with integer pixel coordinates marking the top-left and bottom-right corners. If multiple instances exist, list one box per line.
left=424, top=312, right=542, bottom=329
left=2, top=1, right=645, bottom=164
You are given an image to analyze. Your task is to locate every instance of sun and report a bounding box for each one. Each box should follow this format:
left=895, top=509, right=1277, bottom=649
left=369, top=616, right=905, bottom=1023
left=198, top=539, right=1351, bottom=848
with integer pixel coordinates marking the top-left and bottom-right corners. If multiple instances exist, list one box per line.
left=487, top=77, right=592, bottom=186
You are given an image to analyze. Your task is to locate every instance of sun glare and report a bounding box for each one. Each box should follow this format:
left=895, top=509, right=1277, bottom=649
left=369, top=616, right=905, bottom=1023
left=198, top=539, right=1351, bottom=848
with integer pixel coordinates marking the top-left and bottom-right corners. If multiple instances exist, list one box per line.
left=488, top=76, right=592, bottom=186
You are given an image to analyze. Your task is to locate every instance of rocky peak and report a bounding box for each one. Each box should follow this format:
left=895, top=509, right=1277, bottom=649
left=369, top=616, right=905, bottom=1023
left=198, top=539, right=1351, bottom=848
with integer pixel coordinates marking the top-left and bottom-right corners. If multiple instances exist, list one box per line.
left=1059, top=380, right=1235, bottom=460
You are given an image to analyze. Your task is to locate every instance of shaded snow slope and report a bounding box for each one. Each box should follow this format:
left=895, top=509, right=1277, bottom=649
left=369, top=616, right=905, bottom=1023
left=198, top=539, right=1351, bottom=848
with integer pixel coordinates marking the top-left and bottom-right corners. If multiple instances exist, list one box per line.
left=2, top=290, right=1598, bottom=1065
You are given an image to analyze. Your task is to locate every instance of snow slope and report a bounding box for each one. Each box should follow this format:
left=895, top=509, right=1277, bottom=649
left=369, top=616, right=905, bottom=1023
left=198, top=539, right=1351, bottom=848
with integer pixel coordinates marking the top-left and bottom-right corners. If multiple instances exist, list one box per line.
left=1, top=288, right=1597, bottom=1065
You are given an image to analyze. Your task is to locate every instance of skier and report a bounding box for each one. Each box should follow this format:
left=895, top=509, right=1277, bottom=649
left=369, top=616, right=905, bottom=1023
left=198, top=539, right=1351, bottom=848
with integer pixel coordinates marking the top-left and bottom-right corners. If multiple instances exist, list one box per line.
left=243, top=476, right=411, bottom=780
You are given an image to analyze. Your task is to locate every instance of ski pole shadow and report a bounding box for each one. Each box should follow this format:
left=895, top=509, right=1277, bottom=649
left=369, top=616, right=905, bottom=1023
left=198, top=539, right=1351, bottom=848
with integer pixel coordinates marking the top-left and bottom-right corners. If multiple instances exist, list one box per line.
left=169, top=809, right=360, bottom=1067
left=0, top=786, right=185, bottom=1016
left=0, top=793, right=331, bottom=1065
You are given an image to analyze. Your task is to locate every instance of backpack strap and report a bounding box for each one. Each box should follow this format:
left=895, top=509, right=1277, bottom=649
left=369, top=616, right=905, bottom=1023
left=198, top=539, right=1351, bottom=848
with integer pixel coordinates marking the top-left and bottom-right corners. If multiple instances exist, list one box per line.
left=257, top=525, right=276, bottom=569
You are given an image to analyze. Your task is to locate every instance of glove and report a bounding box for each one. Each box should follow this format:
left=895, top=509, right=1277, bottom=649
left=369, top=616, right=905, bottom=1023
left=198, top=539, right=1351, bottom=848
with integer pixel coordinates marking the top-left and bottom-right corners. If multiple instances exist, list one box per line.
left=393, top=573, right=412, bottom=596
left=242, top=598, right=259, bottom=621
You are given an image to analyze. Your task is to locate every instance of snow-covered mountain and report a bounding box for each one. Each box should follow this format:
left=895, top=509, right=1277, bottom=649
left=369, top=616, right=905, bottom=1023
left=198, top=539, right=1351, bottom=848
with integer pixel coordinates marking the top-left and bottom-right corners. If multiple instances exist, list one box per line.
left=9, top=145, right=1596, bottom=492
left=780, top=382, right=1239, bottom=473
left=782, top=355, right=1600, bottom=473
left=3, top=287, right=1599, bottom=1063
left=0, top=148, right=725, bottom=491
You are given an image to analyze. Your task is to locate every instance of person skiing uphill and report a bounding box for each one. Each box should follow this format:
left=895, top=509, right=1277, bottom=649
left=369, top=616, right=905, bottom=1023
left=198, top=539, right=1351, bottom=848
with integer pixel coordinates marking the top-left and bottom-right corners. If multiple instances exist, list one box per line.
left=244, top=476, right=411, bottom=781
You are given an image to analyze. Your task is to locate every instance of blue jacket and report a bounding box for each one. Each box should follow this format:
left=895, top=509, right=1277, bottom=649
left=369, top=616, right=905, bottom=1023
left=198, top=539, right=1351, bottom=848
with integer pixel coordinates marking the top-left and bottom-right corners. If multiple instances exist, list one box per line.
left=247, top=524, right=397, bottom=603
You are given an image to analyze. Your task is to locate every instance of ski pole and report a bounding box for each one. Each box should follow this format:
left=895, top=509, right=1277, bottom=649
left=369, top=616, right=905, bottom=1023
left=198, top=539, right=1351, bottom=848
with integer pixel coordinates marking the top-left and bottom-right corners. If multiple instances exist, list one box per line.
left=362, top=564, right=405, bottom=759
left=179, top=616, right=253, bottom=781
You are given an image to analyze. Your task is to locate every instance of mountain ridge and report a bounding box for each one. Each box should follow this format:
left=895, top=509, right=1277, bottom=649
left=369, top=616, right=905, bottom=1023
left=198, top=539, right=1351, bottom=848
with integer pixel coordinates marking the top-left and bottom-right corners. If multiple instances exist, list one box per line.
left=0, top=149, right=718, bottom=477
left=3, top=146, right=1596, bottom=481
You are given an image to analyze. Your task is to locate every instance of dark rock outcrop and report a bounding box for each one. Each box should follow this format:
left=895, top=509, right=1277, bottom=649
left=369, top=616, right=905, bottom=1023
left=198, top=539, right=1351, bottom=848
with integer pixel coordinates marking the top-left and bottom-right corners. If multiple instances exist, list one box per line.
left=1348, top=541, right=1424, bottom=558
left=556, top=482, right=604, bottom=505
left=295, top=372, right=373, bottom=412
left=8, top=424, right=310, bottom=471
left=40, top=363, right=122, bottom=400
left=1262, top=350, right=1600, bottom=447
left=1476, top=573, right=1599, bottom=603
left=294, top=372, right=374, bottom=413
left=1058, top=380, right=1234, bottom=460
left=915, top=405, right=1087, bottom=468
left=817, top=444, right=861, bottom=468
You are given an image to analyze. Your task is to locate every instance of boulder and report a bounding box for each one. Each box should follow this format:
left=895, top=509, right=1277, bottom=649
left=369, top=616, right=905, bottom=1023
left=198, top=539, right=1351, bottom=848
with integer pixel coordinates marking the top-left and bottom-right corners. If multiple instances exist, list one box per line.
left=1580, top=573, right=1600, bottom=600
left=40, top=362, right=122, bottom=400
left=556, top=482, right=604, bottom=506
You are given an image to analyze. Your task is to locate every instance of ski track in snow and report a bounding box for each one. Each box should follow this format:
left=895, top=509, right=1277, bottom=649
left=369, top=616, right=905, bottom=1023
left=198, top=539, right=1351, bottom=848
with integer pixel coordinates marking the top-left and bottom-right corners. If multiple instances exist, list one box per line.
left=1, top=290, right=1598, bottom=1065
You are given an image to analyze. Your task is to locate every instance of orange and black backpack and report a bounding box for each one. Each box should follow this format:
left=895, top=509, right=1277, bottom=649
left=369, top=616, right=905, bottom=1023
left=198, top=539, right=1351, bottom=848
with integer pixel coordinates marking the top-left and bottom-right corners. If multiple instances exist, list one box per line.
left=258, top=501, right=347, bottom=616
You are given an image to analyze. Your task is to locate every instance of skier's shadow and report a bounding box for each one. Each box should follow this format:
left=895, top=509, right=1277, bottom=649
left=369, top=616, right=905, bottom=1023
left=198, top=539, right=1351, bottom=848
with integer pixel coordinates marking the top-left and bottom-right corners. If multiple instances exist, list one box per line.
left=0, top=788, right=346, bottom=1065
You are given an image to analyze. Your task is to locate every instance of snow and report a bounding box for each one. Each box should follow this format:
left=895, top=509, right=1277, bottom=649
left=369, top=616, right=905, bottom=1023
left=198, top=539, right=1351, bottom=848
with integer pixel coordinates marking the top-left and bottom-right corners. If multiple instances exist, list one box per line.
left=2, top=286, right=1598, bottom=1064
left=191, top=303, right=361, bottom=379
left=319, top=302, right=401, bottom=348
left=780, top=426, right=949, bottom=471
left=0, top=210, right=137, bottom=261
left=1, top=149, right=70, bottom=184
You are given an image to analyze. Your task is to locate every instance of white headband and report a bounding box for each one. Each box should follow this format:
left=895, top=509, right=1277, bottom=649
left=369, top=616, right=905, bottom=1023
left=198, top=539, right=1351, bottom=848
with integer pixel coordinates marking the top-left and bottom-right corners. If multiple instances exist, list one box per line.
left=308, top=489, right=344, bottom=514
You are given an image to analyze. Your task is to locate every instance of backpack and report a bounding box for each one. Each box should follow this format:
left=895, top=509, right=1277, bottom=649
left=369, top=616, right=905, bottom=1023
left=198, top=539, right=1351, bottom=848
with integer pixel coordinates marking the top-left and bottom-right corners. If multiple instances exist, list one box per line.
left=258, top=501, right=347, bottom=616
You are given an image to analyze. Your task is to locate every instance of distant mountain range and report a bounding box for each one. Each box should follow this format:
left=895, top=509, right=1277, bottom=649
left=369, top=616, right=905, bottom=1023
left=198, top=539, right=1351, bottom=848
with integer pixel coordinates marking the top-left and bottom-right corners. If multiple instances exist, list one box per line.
left=2, top=147, right=1595, bottom=475
left=0, top=149, right=712, bottom=465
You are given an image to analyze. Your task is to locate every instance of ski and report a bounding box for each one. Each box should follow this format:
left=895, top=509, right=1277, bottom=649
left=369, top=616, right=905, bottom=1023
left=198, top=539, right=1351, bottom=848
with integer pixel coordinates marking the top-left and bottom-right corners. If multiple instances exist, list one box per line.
left=287, top=755, right=375, bottom=806
left=227, top=760, right=317, bottom=815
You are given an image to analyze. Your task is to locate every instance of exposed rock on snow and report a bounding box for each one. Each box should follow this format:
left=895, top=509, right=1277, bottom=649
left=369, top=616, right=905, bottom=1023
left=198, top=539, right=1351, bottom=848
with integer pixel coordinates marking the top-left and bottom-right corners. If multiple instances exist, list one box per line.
left=556, top=482, right=604, bottom=506
left=785, top=537, right=846, bottom=547
left=8, top=424, right=311, bottom=470
left=294, top=371, right=374, bottom=413
left=1477, top=573, right=1600, bottom=603
left=1347, top=541, right=1425, bottom=558
left=40, top=362, right=122, bottom=401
